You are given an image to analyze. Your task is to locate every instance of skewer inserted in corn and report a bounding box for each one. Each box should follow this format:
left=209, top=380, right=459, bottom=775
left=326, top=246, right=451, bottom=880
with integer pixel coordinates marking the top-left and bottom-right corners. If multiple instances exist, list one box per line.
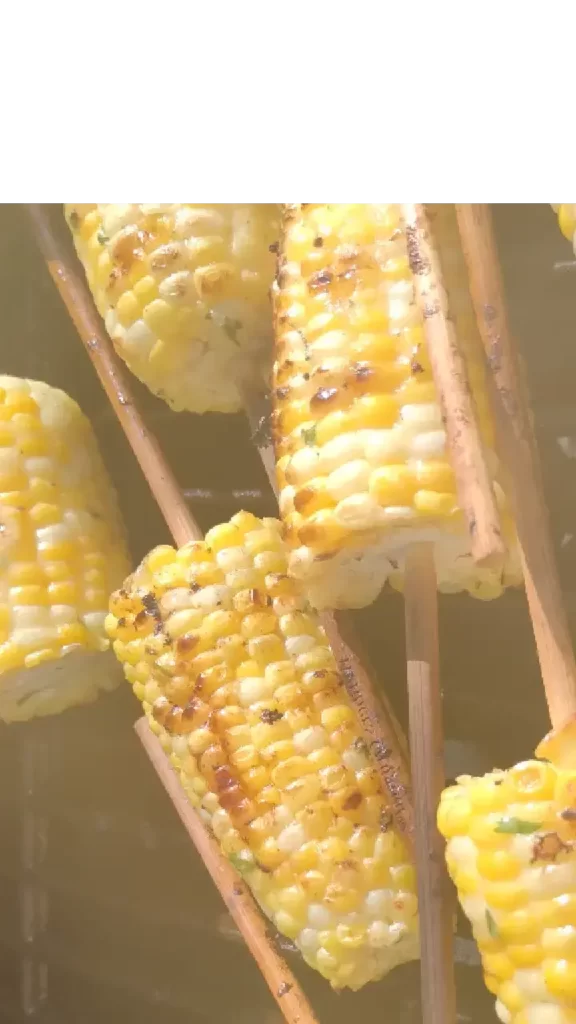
left=272, top=203, right=521, bottom=609
left=438, top=718, right=576, bottom=1024
left=106, top=511, right=419, bottom=990
left=552, top=206, right=576, bottom=250
left=66, top=204, right=279, bottom=414
left=0, top=376, right=130, bottom=721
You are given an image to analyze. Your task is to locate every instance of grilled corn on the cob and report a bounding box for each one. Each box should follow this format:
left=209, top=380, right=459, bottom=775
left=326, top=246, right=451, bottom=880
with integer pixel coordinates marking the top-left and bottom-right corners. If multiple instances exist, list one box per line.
left=272, top=203, right=521, bottom=609
left=438, top=717, right=576, bottom=1024
left=66, top=204, right=279, bottom=414
left=552, top=205, right=576, bottom=249
left=106, top=511, right=419, bottom=990
left=0, top=376, right=130, bottom=721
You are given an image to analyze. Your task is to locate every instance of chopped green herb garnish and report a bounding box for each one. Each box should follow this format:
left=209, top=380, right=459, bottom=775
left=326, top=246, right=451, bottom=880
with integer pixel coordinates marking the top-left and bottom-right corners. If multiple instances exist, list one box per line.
left=301, top=425, right=317, bottom=446
left=494, top=817, right=543, bottom=835
left=97, top=230, right=109, bottom=245
left=228, top=853, right=253, bottom=877
left=485, top=909, right=499, bottom=939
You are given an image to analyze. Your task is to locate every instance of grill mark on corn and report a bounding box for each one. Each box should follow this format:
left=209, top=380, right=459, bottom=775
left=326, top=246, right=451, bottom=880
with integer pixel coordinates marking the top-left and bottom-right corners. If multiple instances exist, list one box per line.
left=271, top=203, right=520, bottom=609
left=107, top=511, right=419, bottom=989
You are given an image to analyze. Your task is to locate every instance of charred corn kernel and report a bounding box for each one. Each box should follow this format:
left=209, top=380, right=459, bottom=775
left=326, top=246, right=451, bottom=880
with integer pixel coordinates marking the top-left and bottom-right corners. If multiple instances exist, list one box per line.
left=553, top=205, right=576, bottom=249
left=0, top=377, right=129, bottom=722
left=439, top=724, right=576, bottom=1023
left=107, top=512, right=418, bottom=989
left=66, top=205, right=279, bottom=414
left=273, top=203, right=521, bottom=609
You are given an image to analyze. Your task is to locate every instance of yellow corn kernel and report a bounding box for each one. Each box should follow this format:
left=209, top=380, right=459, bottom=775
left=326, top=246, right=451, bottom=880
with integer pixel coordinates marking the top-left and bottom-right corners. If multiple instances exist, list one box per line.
left=543, top=958, right=576, bottom=1000
left=106, top=513, right=420, bottom=989
left=476, top=850, right=523, bottom=881
left=272, top=204, right=520, bottom=609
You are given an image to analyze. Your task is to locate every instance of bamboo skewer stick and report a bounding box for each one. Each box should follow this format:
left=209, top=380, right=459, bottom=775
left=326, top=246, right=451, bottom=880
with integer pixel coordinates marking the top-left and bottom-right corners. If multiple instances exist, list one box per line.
left=135, top=721, right=314, bottom=1024
left=26, top=205, right=199, bottom=550
left=241, top=386, right=415, bottom=850
left=404, top=544, right=455, bottom=1024
left=25, top=204, right=318, bottom=1024
left=402, top=203, right=505, bottom=570
left=455, top=203, right=576, bottom=729
left=400, top=204, right=473, bottom=1024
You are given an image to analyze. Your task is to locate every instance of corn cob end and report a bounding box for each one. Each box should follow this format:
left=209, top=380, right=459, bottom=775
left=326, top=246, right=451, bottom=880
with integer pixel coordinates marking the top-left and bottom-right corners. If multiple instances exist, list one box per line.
left=438, top=741, right=576, bottom=1024
left=66, top=204, right=279, bottom=415
left=0, top=376, right=130, bottom=721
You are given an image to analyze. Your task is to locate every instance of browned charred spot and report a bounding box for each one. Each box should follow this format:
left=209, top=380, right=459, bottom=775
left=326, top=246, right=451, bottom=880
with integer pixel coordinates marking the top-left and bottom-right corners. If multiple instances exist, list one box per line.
left=350, top=362, right=373, bottom=382
left=343, top=791, right=363, bottom=811
left=311, top=386, right=339, bottom=408
left=261, top=709, right=283, bottom=724
left=117, top=617, right=126, bottom=628
left=311, top=670, right=327, bottom=679
left=107, top=267, right=124, bottom=288
left=150, top=244, right=180, bottom=270
left=278, top=983, right=293, bottom=998
left=336, top=859, right=358, bottom=871
left=134, top=609, right=148, bottom=627
left=275, top=386, right=291, bottom=401
left=182, top=697, right=203, bottom=721
left=118, top=588, right=128, bottom=598
left=313, top=237, right=323, bottom=248
left=531, top=832, right=570, bottom=862
left=561, top=808, right=576, bottom=821
left=255, top=860, right=272, bottom=873
left=405, top=224, right=430, bottom=277
left=176, top=634, right=199, bottom=655
left=308, top=269, right=334, bottom=292
left=423, top=302, right=440, bottom=319
left=189, top=582, right=201, bottom=593
left=411, top=360, right=424, bottom=374
left=269, top=241, right=279, bottom=254
left=214, top=766, right=237, bottom=792
left=303, top=372, right=310, bottom=381
left=142, top=592, right=161, bottom=618
left=250, top=588, right=272, bottom=607
left=233, top=885, right=243, bottom=896
left=314, top=551, right=338, bottom=562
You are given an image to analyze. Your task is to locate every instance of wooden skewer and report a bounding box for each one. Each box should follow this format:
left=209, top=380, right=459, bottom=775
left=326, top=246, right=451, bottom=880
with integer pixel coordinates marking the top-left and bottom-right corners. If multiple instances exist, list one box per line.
left=26, top=203, right=319, bottom=1024
left=26, top=205, right=199, bottom=550
left=404, top=544, right=455, bottom=1024
left=455, top=203, right=576, bottom=729
left=399, top=203, right=487, bottom=1024
left=402, top=203, right=505, bottom=570
left=135, top=721, right=313, bottom=1024
left=241, top=386, right=415, bottom=850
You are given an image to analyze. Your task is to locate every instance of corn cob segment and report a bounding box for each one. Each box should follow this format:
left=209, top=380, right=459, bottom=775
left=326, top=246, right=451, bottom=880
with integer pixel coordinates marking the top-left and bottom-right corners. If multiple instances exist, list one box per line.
left=0, top=376, right=130, bottom=721
left=106, top=511, right=419, bottom=989
left=66, top=205, right=279, bottom=414
left=272, top=203, right=521, bottom=609
left=552, top=205, right=576, bottom=250
left=438, top=718, right=576, bottom=1024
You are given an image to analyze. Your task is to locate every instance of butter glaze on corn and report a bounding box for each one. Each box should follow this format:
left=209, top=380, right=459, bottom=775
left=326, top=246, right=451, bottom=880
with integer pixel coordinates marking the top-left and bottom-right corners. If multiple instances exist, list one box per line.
left=552, top=205, right=576, bottom=250
left=0, top=377, right=130, bottom=721
left=272, top=204, right=521, bottom=609
left=66, top=204, right=279, bottom=414
left=106, top=511, right=418, bottom=989
left=438, top=718, right=576, bottom=1024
